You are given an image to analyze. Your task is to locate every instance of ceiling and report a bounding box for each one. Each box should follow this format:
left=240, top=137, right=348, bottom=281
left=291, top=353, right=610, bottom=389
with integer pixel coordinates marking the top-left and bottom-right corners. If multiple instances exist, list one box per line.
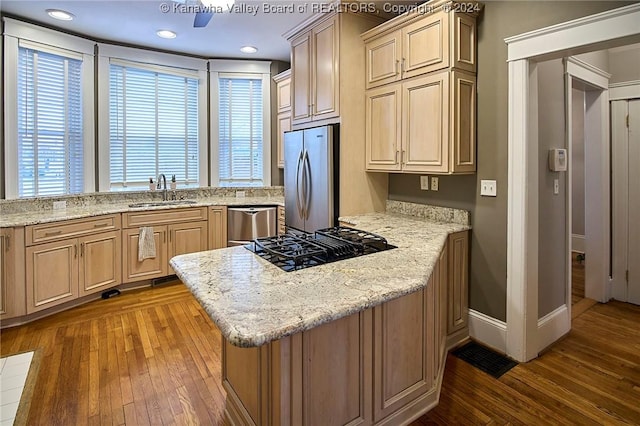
left=0, top=0, right=330, bottom=61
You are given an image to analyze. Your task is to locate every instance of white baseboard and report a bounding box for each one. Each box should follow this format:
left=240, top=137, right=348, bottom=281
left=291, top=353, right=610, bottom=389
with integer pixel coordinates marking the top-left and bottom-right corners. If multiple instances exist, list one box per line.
left=468, top=309, right=507, bottom=354
left=572, top=234, right=585, bottom=253
left=537, top=305, right=570, bottom=353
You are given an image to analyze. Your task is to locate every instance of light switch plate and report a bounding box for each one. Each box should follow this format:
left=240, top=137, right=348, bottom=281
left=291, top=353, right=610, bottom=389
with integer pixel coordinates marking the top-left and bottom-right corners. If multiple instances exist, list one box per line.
left=53, top=201, right=67, bottom=209
left=554, top=179, right=559, bottom=195
left=430, top=177, right=439, bottom=191
left=235, top=190, right=246, bottom=198
left=480, top=180, right=497, bottom=197
left=420, top=176, right=429, bottom=190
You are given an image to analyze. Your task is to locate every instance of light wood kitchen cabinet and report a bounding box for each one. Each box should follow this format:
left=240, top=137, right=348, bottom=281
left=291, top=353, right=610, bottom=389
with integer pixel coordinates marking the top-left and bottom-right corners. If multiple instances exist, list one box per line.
left=25, top=215, right=122, bottom=314
left=122, top=207, right=208, bottom=282
left=208, top=206, right=227, bottom=250
left=363, top=3, right=480, bottom=175
left=364, top=8, right=478, bottom=89
left=224, top=309, right=372, bottom=426
left=122, top=227, right=167, bottom=282
left=366, top=69, right=476, bottom=174
left=79, top=230, right=121, bottom=297
left=289, top=14, right=339, bottom=125
left=372, top=245, right=447, bottom=424
left=0, top=227, right=26, bottom=320
left=274, top=70, right=292, bottom=169
left=448, top=230, right=469, bottom=335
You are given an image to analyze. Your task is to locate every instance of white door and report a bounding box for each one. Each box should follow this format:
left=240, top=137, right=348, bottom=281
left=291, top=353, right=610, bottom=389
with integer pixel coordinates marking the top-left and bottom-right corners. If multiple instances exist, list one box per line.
left=612, top=99, right=640, bottom=305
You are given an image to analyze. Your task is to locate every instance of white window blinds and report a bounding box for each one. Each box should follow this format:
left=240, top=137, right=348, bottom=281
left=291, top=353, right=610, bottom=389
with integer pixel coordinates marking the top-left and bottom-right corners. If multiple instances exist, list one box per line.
left=17, top=46, right=84, bottom=197
left=218, top=77, right=264, bottom=186
left=109, top=62, right=199, bottom=188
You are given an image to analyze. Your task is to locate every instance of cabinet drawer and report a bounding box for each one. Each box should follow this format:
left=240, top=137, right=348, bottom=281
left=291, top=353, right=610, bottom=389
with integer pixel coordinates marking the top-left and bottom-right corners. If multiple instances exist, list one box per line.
left=123, top=207, right=207, bottom=228
left=27, top=214, right=121, bottom=246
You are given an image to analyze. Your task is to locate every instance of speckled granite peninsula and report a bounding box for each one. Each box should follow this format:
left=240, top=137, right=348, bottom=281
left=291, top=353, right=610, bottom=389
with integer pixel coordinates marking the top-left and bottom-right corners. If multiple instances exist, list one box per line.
left=170, top=201, right=470, bottom=348
left=171, top=200, right=471, bottom=425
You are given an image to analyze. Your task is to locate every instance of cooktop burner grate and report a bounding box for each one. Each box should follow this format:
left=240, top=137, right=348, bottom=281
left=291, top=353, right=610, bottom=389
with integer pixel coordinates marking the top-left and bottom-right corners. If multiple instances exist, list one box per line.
left=247, top=226, right=395, bottom=271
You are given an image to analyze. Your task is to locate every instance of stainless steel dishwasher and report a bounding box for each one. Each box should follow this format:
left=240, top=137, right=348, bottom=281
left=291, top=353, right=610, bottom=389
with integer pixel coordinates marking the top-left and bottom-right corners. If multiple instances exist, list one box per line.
left=227, top=206, right=278, bottom=246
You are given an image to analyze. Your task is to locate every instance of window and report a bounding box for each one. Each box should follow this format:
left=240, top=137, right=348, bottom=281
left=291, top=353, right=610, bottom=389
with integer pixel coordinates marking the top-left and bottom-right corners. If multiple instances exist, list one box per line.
left=16, top=46, right=84, bottom=197
left=109, top=61, right=199, bottom=188
left=218, top=76, right=264, bottom=186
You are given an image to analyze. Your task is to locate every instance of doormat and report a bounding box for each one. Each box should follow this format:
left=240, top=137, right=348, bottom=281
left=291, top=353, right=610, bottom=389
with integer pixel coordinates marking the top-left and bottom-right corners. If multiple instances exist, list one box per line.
left=452, top=341, right=518, bottom=379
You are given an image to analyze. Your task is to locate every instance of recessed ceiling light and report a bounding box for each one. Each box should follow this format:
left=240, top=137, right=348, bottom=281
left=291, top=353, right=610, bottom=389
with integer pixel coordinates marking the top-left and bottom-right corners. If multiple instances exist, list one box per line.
left=240, top=46, right=258, bottom=54
left=157, top=30, right=177, bottom=39
left=47, top=9, right=74, bottom=21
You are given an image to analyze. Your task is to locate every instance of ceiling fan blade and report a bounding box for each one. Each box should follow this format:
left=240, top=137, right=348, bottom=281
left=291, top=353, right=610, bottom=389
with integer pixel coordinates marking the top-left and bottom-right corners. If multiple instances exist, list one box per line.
left=193, top=12, right=213, bottom=28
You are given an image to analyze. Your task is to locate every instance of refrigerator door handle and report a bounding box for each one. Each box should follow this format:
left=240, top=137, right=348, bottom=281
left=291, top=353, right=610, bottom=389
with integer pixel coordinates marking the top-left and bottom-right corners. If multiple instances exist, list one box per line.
left=295, top=151, right=304, bottom=219
left=303, top=150, right=312, bottom=220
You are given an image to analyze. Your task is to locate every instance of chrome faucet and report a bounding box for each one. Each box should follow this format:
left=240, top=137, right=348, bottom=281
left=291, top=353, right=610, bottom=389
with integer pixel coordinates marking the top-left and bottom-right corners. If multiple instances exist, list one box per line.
left=157, top=173, right=167, bottom=201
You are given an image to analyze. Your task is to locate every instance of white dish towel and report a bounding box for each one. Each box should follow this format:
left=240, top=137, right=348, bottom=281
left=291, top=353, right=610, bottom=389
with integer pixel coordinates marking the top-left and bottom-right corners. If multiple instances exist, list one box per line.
left=138, top=226, right=156, bottom=261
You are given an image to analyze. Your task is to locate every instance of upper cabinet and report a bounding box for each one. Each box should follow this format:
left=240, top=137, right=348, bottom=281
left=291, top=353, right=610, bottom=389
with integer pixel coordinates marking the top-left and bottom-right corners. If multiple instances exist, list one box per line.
left=289, top=14, right=340, bottom=125
left=274, top=69, right=292, bottom=169
left=363, top=2, right=481, bottom=175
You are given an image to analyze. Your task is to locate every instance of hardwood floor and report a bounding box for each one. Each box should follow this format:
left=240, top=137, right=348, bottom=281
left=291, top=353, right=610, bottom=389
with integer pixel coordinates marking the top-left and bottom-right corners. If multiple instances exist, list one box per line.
left=2, top=281, right=639, bottom=425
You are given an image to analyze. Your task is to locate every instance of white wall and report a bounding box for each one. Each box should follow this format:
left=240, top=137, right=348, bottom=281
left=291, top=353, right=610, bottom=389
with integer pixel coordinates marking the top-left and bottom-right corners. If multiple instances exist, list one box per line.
left=572, top=88, right=586, bottom=238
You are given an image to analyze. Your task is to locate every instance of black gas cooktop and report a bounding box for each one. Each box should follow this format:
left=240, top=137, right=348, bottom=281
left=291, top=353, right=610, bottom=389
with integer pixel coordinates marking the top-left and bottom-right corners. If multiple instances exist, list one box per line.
left=246, top=226, right=396, bottom=272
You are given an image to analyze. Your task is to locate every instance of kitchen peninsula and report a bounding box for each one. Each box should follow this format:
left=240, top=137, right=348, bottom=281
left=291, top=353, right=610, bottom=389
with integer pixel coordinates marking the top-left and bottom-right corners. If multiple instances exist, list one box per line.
left=170, top=201, right=470, bottom=425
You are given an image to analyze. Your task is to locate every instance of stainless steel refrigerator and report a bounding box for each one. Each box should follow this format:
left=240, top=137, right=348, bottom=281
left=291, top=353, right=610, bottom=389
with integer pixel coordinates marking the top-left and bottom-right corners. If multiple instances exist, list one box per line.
left=284, top=125, right=339, bottom=232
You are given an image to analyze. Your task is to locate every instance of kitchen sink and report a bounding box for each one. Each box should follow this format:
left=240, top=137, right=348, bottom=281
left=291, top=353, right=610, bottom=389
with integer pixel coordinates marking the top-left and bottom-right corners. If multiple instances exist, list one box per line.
left=128, top=200, right=198, bottom=208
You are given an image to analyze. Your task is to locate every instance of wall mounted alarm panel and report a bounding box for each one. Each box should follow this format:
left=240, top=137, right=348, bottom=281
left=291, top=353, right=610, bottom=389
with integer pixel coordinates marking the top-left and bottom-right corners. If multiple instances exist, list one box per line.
left=548, top=148, right=567, bottom=172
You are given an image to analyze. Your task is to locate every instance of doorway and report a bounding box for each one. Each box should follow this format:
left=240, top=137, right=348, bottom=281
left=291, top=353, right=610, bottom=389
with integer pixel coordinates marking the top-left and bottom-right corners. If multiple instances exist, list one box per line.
left=611, top=98, right=640, bottom=305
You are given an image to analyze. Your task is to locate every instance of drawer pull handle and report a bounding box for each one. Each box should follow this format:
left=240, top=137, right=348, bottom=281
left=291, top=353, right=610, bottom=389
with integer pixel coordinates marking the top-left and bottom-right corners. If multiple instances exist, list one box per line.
left=94, top=223, right=109, bottom=228
left=45, top=230, right=62, bottom=236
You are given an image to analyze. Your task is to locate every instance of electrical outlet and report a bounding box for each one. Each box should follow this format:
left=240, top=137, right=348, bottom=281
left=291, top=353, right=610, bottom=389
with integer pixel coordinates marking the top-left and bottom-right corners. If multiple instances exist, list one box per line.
left=430, top=177, right=439, bottom=191
left=480, top=180, right=497, bottom=197
left=235, top=190, right=246, bottom=198
left=53, top=201, right=67, bottom=210
left=554, top=179, right=559, bottom=195
left=420, top=176, right=429, bottom=190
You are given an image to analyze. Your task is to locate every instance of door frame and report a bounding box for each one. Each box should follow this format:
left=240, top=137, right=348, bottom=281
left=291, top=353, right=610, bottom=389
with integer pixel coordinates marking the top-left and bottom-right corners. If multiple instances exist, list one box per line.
left=564, top=57, right=611, bottom=323
left=505, top=3, right=640, bottom=362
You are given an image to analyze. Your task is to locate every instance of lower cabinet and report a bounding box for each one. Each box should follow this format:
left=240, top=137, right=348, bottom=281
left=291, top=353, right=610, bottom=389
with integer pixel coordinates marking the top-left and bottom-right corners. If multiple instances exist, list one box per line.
left=209, top=206, right=228, bottom=250
left=222, top=231, right=468, bottom=425
left=26, top=230, right=121, bottom=314
left=0, top=227, right=26, bottom=320
left=123, top=222, right=209, bottom=281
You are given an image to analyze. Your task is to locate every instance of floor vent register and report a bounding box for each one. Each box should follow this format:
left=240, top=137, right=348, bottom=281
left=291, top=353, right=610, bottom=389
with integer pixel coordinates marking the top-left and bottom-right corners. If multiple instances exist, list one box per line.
left=452, top=341, right=518, bottom=379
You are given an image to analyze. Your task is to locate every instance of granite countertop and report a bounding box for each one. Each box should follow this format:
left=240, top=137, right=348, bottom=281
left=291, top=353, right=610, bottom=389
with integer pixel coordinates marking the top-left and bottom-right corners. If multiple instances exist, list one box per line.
left=170, top=208, right=470, bottom=348
left=0, top=196, right=283, bottom=227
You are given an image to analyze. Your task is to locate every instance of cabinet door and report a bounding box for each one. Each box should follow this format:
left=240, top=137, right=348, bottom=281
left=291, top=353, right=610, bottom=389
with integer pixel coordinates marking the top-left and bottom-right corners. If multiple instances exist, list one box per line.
left=448, top=231, right=469, bottom=334
left=209, top=206, right=228, bottom=250
left=365, top=30, right=401, bottom=89
left=1, top=228, right=26, bottom=319
left=366, top=84, right=402, bottom=171
left=168, top=221, right=208, bottom=273
left=452, top=13, right=477, bottom=73
left=311, top=15, right=339, bottom=121
left=79, top=230, right=121, bottom=297
left=294, top=311, right=371, bottom=425
left=451, top=70, right=476, bottom=173
left=26, top=238, right=78, bottom=314
left=402, top=71, right=449, bottom=173
left=402, top=11, right=449, bottom=79
left=122, top=227, right=167, bottom=282
left=373, top=289, right=433, bottom=421
left=276, top=74, right=292, bottom=113
left=291, top=32, right=312, bottom=124
left=277, top=112, right=291, bottom=169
